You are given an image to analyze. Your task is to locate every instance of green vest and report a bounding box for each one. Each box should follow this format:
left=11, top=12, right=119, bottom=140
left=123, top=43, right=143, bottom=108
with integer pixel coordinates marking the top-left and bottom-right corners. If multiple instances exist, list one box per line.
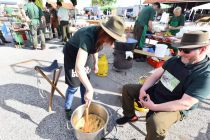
left=169, top=15, right=185, bottom=35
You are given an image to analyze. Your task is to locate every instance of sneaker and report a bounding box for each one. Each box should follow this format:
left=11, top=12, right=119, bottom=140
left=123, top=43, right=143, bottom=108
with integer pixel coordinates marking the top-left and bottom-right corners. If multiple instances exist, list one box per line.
left=116, top=115, right=138, bottom=125
left=32, top=46, right=38, bottom=50
left=41, top=45, right=46, bottom=50
left=65, top=109, right=72, bottom=120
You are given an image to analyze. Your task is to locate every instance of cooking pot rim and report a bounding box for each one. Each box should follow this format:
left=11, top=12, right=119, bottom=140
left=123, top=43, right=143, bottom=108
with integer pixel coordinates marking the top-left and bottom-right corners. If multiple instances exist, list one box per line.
left=115, top=37, right=138, bottom=43
left=70, top=102, right=109, bottom=134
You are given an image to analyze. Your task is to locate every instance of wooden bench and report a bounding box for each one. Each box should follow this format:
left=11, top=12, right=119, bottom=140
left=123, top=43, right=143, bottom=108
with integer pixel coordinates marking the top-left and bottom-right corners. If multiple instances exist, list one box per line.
left=134, top=49, right=172, bottom=61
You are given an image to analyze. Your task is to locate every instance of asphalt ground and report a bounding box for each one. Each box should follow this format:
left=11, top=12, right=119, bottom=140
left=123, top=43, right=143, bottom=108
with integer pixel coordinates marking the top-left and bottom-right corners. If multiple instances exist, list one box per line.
left=0, top=41, right=210, bottom=140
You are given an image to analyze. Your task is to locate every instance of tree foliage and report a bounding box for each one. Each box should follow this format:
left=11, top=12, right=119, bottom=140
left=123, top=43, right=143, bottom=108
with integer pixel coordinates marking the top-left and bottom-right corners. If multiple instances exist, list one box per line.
left=92, top=0, right=116, bottom=6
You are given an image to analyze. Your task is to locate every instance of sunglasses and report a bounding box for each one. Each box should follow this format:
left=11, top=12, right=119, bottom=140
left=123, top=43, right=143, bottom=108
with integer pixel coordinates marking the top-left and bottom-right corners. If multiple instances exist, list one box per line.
left=178, top=47, right=200, bottom=54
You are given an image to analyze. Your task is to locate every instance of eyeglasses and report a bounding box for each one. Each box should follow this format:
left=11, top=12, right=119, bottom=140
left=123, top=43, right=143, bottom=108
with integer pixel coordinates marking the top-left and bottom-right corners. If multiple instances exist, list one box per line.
left=178, top=47, right=200, bottom=54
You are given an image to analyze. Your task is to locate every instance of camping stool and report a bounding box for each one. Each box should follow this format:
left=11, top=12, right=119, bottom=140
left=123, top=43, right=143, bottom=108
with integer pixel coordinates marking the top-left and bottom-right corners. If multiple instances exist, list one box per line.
left=34, top=60, right=65, bottom=112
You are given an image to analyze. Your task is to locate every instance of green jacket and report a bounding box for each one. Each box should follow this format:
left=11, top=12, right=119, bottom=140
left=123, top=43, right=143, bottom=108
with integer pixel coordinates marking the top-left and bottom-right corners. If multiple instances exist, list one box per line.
left=24, top=2, right=40, bottom=25
left=136, top=6, right=156, bottom=26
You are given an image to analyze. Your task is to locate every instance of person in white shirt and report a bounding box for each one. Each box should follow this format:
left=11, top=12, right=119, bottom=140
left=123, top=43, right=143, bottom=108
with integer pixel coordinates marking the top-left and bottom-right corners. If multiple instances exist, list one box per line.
left=57, top=1, right=70, bottom=42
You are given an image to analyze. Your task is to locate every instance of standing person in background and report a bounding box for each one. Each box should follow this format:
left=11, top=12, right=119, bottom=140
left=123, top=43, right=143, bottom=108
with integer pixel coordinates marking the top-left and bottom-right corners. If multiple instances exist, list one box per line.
left=43, top=7, right=51, bottom=29
left=184, top=9, right=191, bottom=21
left=87, top=11, right=91, bottom=20
left=37, top=6, right=46, bottom=49
left=63, top=16, right=126, bottom=119
left=47, top=3, right=61, bottom=39
left=168, top=7, right=185, bottom=35
left=57, top=1, right=70, bottom=42
left=133, top=2, right=160, bottom=49
left=23, top=0, right=45, bottom=49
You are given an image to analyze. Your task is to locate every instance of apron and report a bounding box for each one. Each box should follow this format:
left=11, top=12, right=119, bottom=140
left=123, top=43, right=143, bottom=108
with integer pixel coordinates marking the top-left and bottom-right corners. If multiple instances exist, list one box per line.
left=169, top=21, right=179, bottom=35
left=64, top=44, right=93, bottom=87
left=67, top=56, right=92, bottom=87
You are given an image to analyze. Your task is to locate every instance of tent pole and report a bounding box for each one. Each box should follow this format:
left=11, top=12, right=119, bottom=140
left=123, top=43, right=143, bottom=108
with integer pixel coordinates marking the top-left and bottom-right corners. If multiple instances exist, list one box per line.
left=185, top=2, right=188, bottom=10
left=193, top=10, right=197, bottom=21
left=201, top=9, right=203, bottom=14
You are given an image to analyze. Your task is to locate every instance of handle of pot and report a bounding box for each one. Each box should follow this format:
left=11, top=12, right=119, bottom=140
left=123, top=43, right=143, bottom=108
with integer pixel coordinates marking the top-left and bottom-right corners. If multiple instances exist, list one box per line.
left=107, top=108, right=112, bottom=118
left=104, top=108, right=113, bottom=136
left=104, top=108, right=120, bottom=139
left=66, top=121, right=74, bottom=131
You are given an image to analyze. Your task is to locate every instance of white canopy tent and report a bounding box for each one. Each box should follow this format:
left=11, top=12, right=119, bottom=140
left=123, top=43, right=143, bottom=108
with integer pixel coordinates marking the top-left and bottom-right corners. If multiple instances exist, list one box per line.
left=191, top=3, right=210, bottom=11
left=190, top=3, right=210, bottom=21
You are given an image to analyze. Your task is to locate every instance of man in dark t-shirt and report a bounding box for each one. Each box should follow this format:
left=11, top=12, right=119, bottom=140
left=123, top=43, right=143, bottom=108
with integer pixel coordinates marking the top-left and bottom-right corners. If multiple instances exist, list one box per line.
left=116, top=30, right=210, bottom=140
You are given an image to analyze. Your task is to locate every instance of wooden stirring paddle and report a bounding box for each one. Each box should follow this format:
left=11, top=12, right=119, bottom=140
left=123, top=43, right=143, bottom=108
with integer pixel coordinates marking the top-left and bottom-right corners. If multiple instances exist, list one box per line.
left=83, top=105, right=89, bottom=132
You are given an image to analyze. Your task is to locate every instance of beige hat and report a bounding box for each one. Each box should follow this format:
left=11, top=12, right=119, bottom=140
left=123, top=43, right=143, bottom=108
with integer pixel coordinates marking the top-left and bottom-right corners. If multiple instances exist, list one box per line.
left=173, top=30, right=210, bottom=49
left=100, top=16, right=126, bottom=42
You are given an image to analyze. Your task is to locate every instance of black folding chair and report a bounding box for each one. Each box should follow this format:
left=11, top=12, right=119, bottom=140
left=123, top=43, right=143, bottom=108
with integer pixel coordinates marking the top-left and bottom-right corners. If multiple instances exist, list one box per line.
left=34, top=60, right=65, bottom=112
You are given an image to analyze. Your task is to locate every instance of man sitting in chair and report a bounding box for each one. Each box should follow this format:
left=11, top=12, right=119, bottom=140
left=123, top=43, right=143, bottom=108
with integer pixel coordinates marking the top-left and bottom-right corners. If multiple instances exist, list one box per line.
left=116, top=30, right=210, bottom=140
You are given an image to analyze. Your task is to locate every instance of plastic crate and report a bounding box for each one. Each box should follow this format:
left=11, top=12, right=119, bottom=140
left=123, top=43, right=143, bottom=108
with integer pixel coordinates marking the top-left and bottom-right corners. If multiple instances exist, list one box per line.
left=147, top=57, right=165, bottom=68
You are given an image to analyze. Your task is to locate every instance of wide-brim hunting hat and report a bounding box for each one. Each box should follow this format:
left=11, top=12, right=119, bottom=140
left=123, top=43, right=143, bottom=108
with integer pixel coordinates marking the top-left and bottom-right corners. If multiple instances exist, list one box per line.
left=100, top=16, right=126, bottom=42
left=173, top=30, right=210, bottom=49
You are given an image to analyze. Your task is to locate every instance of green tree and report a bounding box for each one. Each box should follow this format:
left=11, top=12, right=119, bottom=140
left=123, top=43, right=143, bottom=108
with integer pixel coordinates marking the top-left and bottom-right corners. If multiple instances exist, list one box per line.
left=92, top=0, right=116, bottom=6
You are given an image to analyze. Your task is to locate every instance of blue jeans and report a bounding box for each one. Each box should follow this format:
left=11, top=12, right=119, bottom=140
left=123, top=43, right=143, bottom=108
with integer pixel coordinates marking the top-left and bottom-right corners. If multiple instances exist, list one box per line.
left=64, top=84, right=86, bottom=110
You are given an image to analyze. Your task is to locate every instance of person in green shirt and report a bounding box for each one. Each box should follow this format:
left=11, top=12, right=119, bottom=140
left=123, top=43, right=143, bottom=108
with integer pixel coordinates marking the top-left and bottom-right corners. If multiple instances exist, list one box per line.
left=116, top=30, right=210, bottom=140
left=168, top=7, right=185, bottom=35
left=63, top=16, right=126, bottom=119
left=133, top=2, right=160, bottom=49
left=4, top=7, right=13, bottom=15
left=23, top=0, right=45, bottom=49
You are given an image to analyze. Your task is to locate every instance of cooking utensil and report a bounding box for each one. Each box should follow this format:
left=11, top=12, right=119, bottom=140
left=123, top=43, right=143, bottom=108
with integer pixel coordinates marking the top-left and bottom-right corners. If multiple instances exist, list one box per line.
left=83, top=105, right=89, bottom=132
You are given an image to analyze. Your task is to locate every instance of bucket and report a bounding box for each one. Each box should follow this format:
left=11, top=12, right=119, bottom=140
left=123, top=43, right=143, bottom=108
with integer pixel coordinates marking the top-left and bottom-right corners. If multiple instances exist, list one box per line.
left=71, top=103, right=109, bottom=140
left=155, top=44, right=168, bottom=58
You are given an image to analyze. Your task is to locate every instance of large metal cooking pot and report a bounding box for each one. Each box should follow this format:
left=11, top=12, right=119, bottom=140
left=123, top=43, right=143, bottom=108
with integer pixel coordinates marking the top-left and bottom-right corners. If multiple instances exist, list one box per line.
left=113, top=49, right=133, bottom=70
left=71, top=103, right=109, bottom=140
